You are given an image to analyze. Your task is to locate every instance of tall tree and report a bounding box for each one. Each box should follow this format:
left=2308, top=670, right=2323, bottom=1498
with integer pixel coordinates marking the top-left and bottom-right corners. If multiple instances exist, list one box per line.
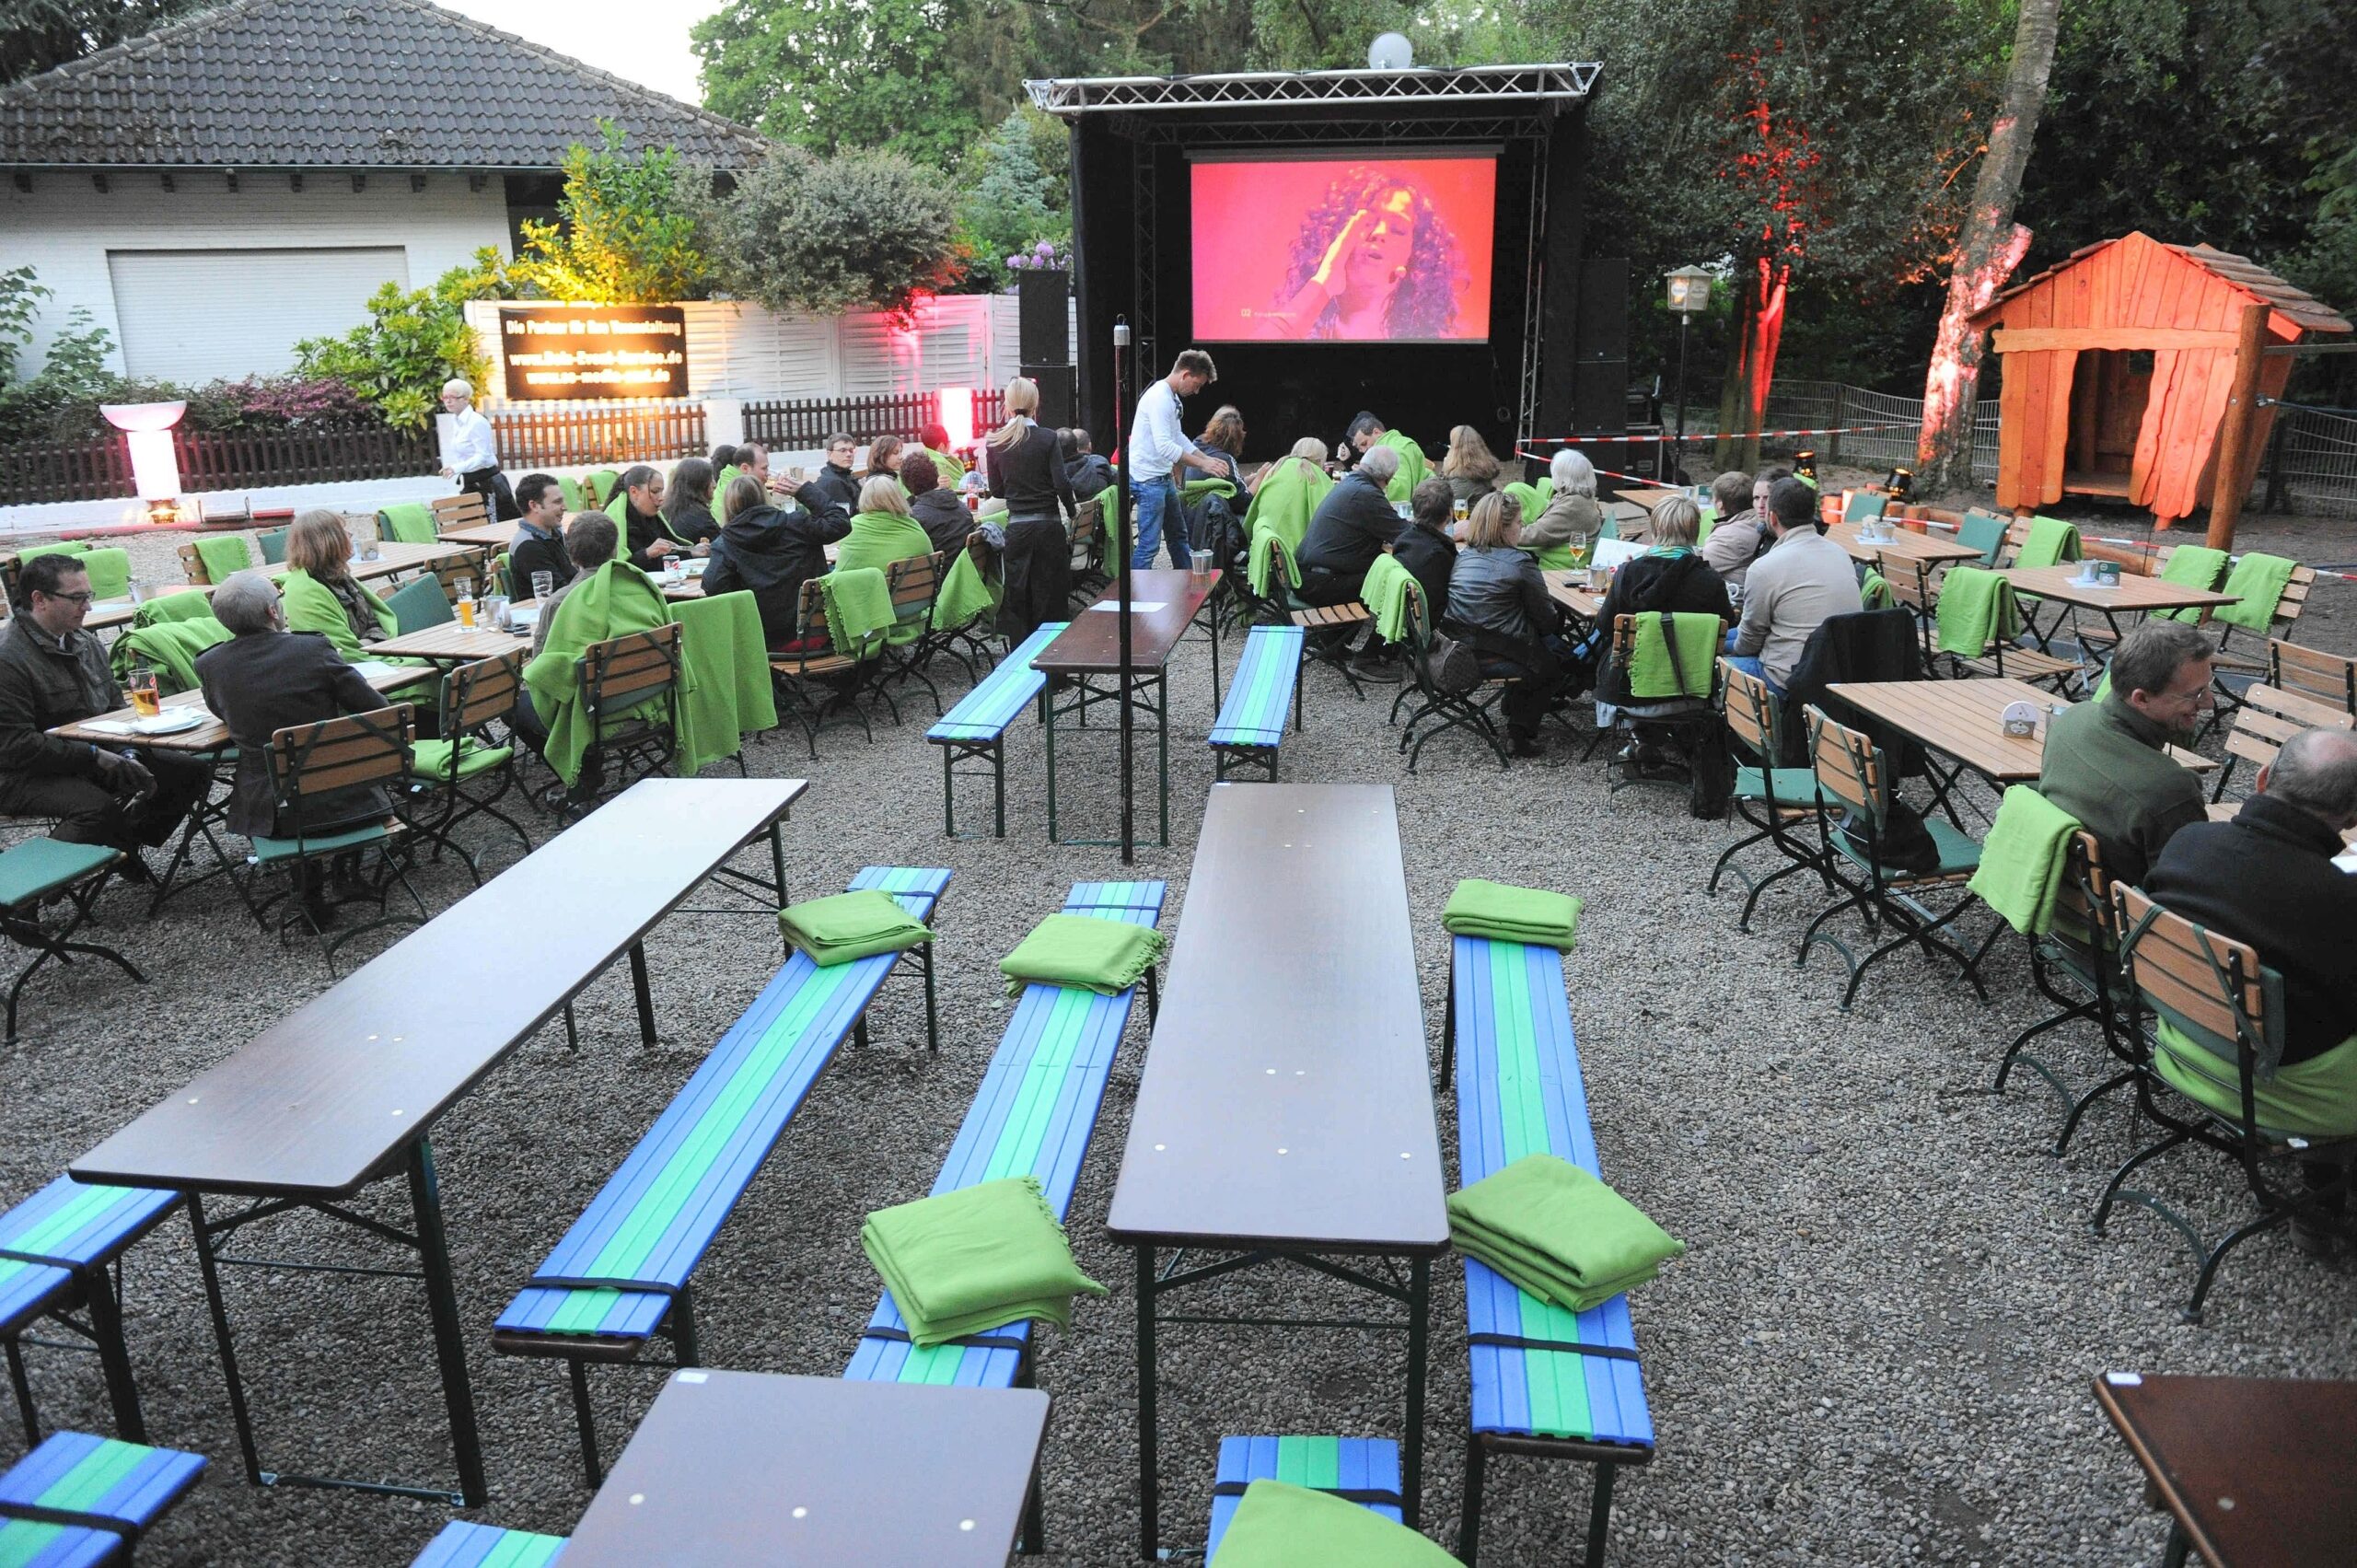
left=1, top=0, right=210, bottom=83
left=693, top=0, right=990, bottom=169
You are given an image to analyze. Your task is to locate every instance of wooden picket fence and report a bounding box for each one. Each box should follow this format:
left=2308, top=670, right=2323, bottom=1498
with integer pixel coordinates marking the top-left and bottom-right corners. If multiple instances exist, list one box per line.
left=743, top=389, right=1006, bottom=447
left=0, top=427, right=435, bottom=505
left=488, top=401, right=708, bottom=469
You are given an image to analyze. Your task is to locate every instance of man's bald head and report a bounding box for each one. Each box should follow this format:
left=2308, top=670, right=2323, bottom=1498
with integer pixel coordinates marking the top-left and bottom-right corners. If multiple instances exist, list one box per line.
left=2260, top=726, right=2357, bottom=830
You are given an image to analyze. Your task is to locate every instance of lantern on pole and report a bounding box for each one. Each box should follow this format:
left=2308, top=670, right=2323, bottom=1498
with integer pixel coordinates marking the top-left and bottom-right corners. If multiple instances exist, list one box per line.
left=1664, top=266, right=1712, bottom=484
left=102, top=401, right=188, bottom=521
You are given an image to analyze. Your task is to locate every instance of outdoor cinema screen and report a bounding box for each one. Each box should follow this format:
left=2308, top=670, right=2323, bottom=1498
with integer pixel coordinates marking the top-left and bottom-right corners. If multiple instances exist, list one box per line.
left=1190, top=151, right=1497, bottom=344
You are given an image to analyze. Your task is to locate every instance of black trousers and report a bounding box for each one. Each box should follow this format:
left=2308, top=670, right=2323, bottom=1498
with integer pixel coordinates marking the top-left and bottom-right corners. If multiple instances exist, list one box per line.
left=459, top=466, right=519, bottom=522
left=0, top=752, right=213, bottom=853
left=998, top=515, right=1072, bottom=645
left=1479, top=634, right=1570, bottom=739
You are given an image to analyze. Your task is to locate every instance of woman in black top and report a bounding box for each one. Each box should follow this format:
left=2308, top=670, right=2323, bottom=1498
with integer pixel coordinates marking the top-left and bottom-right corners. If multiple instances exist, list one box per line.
left=983, top=375, right=1077, bottom=643
left=1586, top=495, right=1734, bottom=707
left=661, top=457, right=721, bottom=552
left=701, top=474, right=853, bottom=648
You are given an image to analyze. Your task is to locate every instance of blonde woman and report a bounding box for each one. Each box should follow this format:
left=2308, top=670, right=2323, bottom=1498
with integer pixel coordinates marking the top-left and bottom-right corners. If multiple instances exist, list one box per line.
left=831, top=474, right=935, bottom=580
left=1439, top=424, right=1503, bottom=505
left=983, top=375, right=1078, bottom=643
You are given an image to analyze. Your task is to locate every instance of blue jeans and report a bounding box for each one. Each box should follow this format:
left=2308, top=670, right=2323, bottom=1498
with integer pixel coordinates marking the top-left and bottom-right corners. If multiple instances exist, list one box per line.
left=1130, top=475, right=1187, bottom=570
left=1721, top=654, right=1782, bottom=695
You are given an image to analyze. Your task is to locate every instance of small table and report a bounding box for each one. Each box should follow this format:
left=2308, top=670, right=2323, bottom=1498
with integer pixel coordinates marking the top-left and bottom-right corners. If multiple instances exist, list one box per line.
left=1031, top=568, right=1221, bottom=852
left=1829, top=521, right=1987, bottom=568
left=2094, top=1371, right=2357, bottom=1567
left=435, top=519, right=511, bottom=549
left=1109, top=783, right=1446, bottom=1554
left=69, top=777, right=807, bottom=1507
left=560, top=1371, right=1049, bottom=1565
left=1999, top=565, right=2239, bottom=647
left=1542, top=569, right=1604, bottom=623
left=368, top=620, right=534, bottom=663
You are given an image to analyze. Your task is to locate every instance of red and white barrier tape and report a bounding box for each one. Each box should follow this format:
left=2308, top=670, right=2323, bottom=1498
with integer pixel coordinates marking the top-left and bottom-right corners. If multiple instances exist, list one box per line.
left=1516, top=421, right=1916, bottom=453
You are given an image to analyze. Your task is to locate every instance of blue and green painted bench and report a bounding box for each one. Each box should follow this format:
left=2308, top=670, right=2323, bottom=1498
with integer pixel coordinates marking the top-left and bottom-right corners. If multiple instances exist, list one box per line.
left=0, top=1430, right=204, bottom=1567
left=1, top=1179, right=180, bottom=1447
left=1208, top=626, right=1306, bottom=782
left=1446, top=934, right=1655, bottom=1568
left=1205, top=1435, right=1404, bottom=1561
left=927, top=620, right=1065, bottom=839
left=844, top=878, right=1167, bottom=1554
left=493, top=865, right=952, bottom=1484
left=412, top=1521, right=567, bottom=1566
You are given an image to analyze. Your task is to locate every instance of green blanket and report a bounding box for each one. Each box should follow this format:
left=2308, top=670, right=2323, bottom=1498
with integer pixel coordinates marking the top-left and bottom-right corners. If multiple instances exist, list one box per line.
left=130, top=587, right=215, bottom=627
left=859, top=1177, right=1105, bottom=1348
left=2153, top=546, right=2230, bottom=622
left=2015, top=516, right=2082, bottom=569
left=1448, top=1154, right=1685, bottom=1313
left=280, top=567, right=396, bottom=661
left=833, top=511, right=935, bottom=579
left=586, top=469, right=620, bottom=506
left=931, top=547, right=997, bottom=632
left=193, top=533, right=252, bottom=584
left=1968, top=785, right=2082, bottom=938
left=1627, top=610, right=1719, bottom=701
left=1000, top=912, right=1168, bottom=997
left=925, top=446, right=966, bottom=483
left=1183, top=477, right=1238, bottom=503
left=1240, top=459, right=1331, bottom=557
left=521, top=559, right=673, bottom=785
left=1248, top=528, right=1302, bottom=597
left=1442, top=878, right=1581, bottom=950
left=1376, top=429, right=1428, bottom=504
left=1861, top=569, right=1894, bottom=610
left=1501, top=481, right=1544, bottom=523
left=1362, top=552, right=1417, bottom=645
left=110, top=617, right=230, bottom=696
left=377, top=502, right=437, bottom=545
left=817, top=566, right=893, bottom=658
left=1934, top=566, right=2020, bottom=657
left=1213, top=1481, right=1462, bottom=1567
left=671, top=589, right=777, bottom=777
left=2211, top=551, right=2297, bottom=632
left=776, top=887, right=934, bottom=967
left=558, top=476, right=588, bottom=511
left=75, top=546, right=130, bottom=600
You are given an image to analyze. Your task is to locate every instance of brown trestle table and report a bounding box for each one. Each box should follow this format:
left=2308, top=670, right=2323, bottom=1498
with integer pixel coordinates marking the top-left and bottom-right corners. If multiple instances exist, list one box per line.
left=2094, top=1371, right=2357, bottom=1567
left=66, top=776, right=807, bottom=1507
left=1031, top=567, right=1221, bottom=852
left=1108, top=782, right=1446, bottom=1555
left=559, top=1370, right=1048, bottom=1565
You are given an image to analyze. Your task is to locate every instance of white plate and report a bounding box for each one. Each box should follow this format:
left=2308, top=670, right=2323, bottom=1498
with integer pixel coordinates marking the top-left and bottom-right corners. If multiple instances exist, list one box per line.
left=134, top=709, right=206, bottom=736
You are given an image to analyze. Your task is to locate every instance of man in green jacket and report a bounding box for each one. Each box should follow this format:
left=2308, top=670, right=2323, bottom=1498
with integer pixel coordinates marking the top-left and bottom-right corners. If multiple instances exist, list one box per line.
left=2038, top=620, right=2212, bottom=887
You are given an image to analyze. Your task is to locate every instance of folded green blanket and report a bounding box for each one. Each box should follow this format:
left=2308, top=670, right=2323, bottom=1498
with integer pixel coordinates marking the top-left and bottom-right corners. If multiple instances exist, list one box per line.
left=193, top=532, right=252, bottom=584
left=1627, top=610, right=1720, bottom=701
left=1248, top=528, right=1302, bottom=597
left=1861, top=569, right=1894, bottom=610
left=1362, top=552, right=1417, bottom=645
left=931, top=546, right=998, bottom=631
left=2211, top=550, right=2296, bottom=632
left=377, top=502, right=438, bottom=545
left=1000, top=912, right=1167, bottom=997
left=1442, top=878, right=1581, bottom=950
left=1447, top=1154, right=1684, bottom=1313
left=2153, top=545, right=2230, bottom=622
left=818, top=565, right=893, bottom=656
left=860, top=1177, right=1105, bottom=1348
left=1934, top=565, right=2020, bottom=657
left=1968, top=785, right=2081, bottom=938
left=776, top=888, right=935, bottom=967
left=2015, top=516, right=2082, bottom=570
left=1213, top=1481, right=1461, bottom=1567
left=131, top=587, right=216, bottom=627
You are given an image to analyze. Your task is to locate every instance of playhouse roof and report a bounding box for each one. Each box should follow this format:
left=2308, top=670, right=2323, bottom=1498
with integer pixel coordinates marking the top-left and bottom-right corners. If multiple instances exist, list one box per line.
left=1971, top=232, right=2350, bottom=337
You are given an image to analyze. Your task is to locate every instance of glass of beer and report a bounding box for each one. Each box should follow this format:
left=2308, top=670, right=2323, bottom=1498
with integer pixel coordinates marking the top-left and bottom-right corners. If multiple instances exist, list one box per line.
left=129, top=668, right=160, bottom=718
left=1569, top=530, right=1591, bottom=573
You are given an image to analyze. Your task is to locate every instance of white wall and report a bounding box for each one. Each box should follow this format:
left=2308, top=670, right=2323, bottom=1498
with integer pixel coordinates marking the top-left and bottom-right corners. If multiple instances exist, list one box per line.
left=0, top=171, right=512, bottom=379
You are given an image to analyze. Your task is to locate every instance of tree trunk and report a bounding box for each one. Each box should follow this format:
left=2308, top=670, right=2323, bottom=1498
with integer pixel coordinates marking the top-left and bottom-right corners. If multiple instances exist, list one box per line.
left=1714, top=251, right=1790, bottom=475
left=1917, top=0, right=2061, bottom=496
left=1713, top=275, right=1757, bottom=473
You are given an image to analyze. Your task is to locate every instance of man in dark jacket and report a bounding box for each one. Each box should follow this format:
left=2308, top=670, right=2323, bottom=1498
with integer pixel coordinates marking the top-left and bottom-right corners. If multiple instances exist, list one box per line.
left=507, top=472, right=575, bottom=601
left=902, top=451, right=970, bottom=554
left=810, top=433, right=862, bottom=513
left=701, top=478, right=853, bottom=648
left=0, top=553, right=210, bottom=867
left=1298, top=446, right=1403, bottom=595
left=1062, top=428, right=1115, bottom=502
left=2038, top=620, right=2211, bottom=887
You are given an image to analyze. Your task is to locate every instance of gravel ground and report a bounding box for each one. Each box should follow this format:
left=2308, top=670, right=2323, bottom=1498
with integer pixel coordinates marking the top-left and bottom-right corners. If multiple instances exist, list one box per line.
left=2, top=510, right=2352, bottom=1567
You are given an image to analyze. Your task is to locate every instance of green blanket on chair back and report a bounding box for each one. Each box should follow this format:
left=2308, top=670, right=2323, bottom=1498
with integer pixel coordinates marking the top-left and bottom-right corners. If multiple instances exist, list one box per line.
left=193, top=533, right=252, bottom=584
left=1360, top=553, right=1417, bottom=645
left=72, top=547, right=132, bottom=600
left=931, top=548, right=997, bottom=632
left=1240, top=459, right=1330, bottom=557
left=2152, top=546, right=2230, bottom=622
left=1627, top=610, right=1719, bottom=701
left=817, top=566, right=893, bottom=658
left=2015, top=516, right=2082, bottom=569
left=522, top=559, right=673, bottom=785
left=1933, top=566, right=2021, bottom=657
left=2211, top=551, right=2297, bottom=632
left=1968, top=784, right=2081, bottom=937
left=671, top=588, right=777, bottom=776
left=1376, top=429, right=1427, bottom=503
left=130, top=587, right=214, bottom=627
left=1248, top=529, right=1302, bottom=597
left=377, top=503, right=438, bottom=545
left=110, top=617, right=231, bottom=695
left=586, top=470, right=621, bottom=506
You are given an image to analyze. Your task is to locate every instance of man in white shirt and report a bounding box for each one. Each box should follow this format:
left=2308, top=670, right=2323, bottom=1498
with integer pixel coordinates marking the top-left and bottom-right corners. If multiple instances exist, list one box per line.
left=1126, top=348, right=1226, bottom=570
left=1726, top=476, right=1864, bottom=691
left=438, top=377, right=517, bottom=519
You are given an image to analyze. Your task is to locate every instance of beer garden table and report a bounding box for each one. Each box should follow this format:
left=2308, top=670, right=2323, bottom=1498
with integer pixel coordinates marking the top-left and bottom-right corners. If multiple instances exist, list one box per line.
left=1827, top=520, right=1988, bottom=568
left=65, top=777, right=807, bottom=1507
left=1998, top=565, right=2239, bottom=647
left=1108, top=782, right=1446, bottom=1555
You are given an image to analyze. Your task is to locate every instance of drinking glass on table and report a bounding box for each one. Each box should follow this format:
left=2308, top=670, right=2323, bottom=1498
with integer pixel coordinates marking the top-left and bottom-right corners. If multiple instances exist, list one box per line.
left=128, top=666, right=160, bottom=719
left=531, top=570, right=554, bottom=602
left=1569, top=530, right=1591, bottom=572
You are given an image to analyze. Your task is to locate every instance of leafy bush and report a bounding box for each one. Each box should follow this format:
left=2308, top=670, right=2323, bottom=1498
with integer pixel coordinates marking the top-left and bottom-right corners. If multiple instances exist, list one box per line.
left=951, top=109, right=1071, bottom=295
left=293, top=258, right=494, bottom=432
left=510, top=122, right=710, bottom=303
left=706, top=145, right=962, bottom=319
left=0, top=267, right=126, bottom=444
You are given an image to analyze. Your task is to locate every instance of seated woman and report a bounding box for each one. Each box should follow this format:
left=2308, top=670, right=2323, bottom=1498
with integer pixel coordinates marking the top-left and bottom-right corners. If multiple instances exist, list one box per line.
left=833, top=473, right=936, bottom=576
left=903, top=451, right=970, bottom=554
left=984, top=376, right=1078, bottom=645
left=1585, top=494, right=1734, bottom=710
left=1439, top=424, right=1503, bottom=507
left=280, top=507, right=397, bottom=659
left=702, top=473, right=852, bottom=650
left=660, top=456, right=722, bottom=552
left=1526, top=448, right=1604, bottom=556
left=1193, top=405, right=1248, bottom=489
left=1446, top=493, right=1566, bottom=757
left=867, top=436, right=907, bottom=491
left=1392, top=478, right=1458, bottom=627
left=607, top=464, right=675, bottom=573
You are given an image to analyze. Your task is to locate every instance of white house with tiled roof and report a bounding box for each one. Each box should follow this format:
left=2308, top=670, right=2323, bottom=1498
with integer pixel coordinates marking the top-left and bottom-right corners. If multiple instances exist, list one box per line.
left=0, top=0, right=768, bottom=383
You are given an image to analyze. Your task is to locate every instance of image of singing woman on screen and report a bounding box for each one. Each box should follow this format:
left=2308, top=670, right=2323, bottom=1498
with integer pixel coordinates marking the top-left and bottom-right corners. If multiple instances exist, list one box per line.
left=1260, top=166, right=1469, bottom=341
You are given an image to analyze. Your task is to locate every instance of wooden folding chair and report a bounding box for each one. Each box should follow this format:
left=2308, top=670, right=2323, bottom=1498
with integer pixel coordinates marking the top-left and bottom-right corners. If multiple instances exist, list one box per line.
left=2205, top=682, right=2353, bottom=810
left=769, top=579, right=885, bottom=757
left=238, top=705, right=425, bottom=972
left=430, top=493, right=492, bottom=536
left=1709, top=659, right=1829, bottom=929
left=1392, top=587, right=1510, bottom=772
left=1991, top=830, right=2142, bottom=1155
left=2268, top=638, right=2356, bottom=719
left=405, top=653, right=533, bottom=884
left=564, top=624, right=682, bottom=819
left=878, top=552, right=946, bottom=715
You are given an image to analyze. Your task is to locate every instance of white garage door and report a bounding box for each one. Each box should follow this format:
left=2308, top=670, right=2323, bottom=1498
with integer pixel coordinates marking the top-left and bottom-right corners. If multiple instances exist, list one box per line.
left=107, top=247, right=412, bottom=383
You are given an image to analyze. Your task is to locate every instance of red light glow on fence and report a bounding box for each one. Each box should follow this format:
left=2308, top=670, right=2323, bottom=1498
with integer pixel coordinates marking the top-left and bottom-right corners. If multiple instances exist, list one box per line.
left=939, top=388, right=976, bottom=448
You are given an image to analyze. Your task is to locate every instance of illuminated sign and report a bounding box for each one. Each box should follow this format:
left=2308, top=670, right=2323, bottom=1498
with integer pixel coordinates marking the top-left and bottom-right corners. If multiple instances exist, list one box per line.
left=499, top=306, right=690, bottom=400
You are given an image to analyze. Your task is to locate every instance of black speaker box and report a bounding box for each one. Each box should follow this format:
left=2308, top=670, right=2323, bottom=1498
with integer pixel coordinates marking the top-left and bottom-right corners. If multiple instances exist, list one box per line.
left=1017, top=271, right=1071, bottom=366
left=1023, top=363, right=1076, bottom=427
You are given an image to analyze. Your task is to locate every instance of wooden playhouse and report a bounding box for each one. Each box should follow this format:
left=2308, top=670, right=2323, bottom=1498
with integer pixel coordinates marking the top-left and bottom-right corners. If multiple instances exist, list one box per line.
left=1969, top=231, right=2350, bottom=529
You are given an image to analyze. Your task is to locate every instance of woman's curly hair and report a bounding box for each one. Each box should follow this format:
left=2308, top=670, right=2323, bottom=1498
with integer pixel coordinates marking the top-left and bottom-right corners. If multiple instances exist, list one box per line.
left=1275, top=166, right=1467, bottom=339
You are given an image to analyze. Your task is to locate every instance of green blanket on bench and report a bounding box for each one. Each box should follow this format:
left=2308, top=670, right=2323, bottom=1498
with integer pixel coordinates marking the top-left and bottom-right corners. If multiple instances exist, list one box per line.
left=1448, top=1154, right=1685, bottom=1312
left=1215, top=1481, right=1460, bottom=1567
left=777, top=888, right=935, bottom=967
left=999, top=912, right=1167, bottom=997
left=859, top=1176, right=1106, bottom=1348
left=1442, top=878, right=1582, bottom=951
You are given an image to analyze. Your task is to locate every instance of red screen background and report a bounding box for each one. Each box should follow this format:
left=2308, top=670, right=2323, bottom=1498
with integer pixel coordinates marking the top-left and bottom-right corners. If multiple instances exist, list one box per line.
left=1190, top=154, right=1497, bottom=343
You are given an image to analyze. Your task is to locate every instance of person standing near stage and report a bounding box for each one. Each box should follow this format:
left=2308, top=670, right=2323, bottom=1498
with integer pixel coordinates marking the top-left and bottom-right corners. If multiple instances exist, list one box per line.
left=1126, top=348, right=1229, bottom=570
left=437, top=378, right=517, bottom=520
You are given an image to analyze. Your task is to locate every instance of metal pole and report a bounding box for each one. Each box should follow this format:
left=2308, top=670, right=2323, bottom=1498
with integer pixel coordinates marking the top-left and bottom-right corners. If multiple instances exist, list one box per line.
left=1113, top=319, right=1135, bottom=865
left=1673, top=312, right=1690, bottom=485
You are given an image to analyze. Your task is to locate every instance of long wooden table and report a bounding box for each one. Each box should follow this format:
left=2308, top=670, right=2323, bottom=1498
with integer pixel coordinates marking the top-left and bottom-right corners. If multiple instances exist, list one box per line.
left=2095, top=1371, right=2357, bottom=1567
left=2000, top=565, right=2240, bottom=646
left=67, top=776, right=807, bottom=1507
left=1109, top=782, right=1446, bottom=1554
left=560, top=1371, right=1048, bottom=1564
left=1828, top=519, right=1987, bottom=567
left=1032, top=568, right=1221, bottom=853
left=79, top=541, right=471, bottom=633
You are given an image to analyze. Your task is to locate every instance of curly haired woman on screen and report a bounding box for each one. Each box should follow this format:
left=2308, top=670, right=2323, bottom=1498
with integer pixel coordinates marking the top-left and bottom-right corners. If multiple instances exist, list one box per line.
left=1262, top=166, right=1468, bottom=341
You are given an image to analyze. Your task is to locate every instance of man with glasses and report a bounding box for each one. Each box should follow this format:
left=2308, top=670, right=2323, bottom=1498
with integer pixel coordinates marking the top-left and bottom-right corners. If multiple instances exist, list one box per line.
left=2038, top=619, right=2213, bottom=886
left=0, top=554, right=211, bottom=869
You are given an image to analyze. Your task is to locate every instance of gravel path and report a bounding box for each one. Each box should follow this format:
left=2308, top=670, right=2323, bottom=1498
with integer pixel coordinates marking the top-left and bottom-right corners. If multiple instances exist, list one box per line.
left=1, top=516, right=2351, bottom=1567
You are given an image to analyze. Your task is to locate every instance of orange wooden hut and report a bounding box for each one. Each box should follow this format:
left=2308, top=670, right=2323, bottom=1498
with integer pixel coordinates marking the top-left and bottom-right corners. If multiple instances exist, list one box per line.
left=1969, top=231, right=2350, bottom=530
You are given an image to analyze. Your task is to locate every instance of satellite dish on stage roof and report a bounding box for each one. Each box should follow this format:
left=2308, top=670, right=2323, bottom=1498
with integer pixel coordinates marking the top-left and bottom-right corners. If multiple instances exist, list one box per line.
left=1367, top=31, right=1413, bottom=69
